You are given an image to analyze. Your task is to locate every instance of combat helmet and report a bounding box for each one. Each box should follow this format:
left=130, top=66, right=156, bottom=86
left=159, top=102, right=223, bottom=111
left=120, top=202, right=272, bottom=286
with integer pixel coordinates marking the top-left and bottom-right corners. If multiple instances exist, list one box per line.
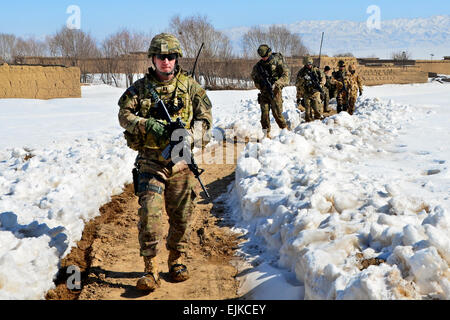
left=257, top=44, right=272, bottom=57
left=303, top=56, right=313, bottom=66
left=338, top=60, right=346, bottom=67
left=148, top=33, right=183, bottom=58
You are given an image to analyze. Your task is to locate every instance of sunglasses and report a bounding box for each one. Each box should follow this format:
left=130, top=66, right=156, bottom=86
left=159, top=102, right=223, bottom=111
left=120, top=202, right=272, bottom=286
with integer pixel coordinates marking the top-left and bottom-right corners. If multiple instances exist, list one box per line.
left=156, top=53, right=178, bottom=61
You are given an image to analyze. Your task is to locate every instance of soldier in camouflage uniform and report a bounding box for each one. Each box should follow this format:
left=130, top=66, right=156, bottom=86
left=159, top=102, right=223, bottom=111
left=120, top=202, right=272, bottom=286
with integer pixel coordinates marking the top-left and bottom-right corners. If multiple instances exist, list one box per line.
left=322, top=66, right=333, bottom=113
left=295, top=56, right=325, bottom=122
left=117, top=33, right=213, bottom=292
left=332, top=60, right=353, bottom=114
left=251, top=44, right=290, bottom=139
left=346, top=64, right=364, bottom=115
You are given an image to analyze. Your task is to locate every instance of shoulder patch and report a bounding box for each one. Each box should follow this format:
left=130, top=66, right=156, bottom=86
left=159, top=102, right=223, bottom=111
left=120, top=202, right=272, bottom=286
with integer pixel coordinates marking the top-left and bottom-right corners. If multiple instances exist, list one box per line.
left=126, top=86, right=138, bottom=97
left=203, top=95, right=212, bottom=110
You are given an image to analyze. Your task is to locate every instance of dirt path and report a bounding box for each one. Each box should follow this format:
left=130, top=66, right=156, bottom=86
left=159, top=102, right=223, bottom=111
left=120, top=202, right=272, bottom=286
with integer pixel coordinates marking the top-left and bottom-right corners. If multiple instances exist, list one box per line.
left=46, top=142, right=244, bottom=300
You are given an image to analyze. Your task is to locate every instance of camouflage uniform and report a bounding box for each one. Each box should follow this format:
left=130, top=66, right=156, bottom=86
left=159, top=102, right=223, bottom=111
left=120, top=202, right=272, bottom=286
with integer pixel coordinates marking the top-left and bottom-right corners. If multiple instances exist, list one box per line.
left=332, top=60, right=355, bottom=114
left=322, top=66, right=333, bottom=113
left=295, top=57, right=325, bottom=122
left=118, top=33, right=212, bottom=289
left=346, top=65, right=364, bottom=115
left=251, top=45, right=290, bottom=137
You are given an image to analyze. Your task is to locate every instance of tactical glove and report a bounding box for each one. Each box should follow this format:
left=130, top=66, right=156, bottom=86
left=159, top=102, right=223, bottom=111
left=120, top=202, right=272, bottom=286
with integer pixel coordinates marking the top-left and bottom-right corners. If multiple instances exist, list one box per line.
left=145, top=118, right=168, bottom=141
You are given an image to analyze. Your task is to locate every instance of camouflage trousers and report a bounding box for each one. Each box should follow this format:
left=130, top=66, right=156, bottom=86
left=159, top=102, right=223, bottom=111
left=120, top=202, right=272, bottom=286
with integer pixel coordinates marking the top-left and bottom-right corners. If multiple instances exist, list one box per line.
left=303, top=91, right=323, bottom=122
left=348, top=94, right=357, bottom=115
left=322, top=87, right=330, bottom=112
left=134, top=157, right=197, bottom=258
left=258, top=90, right=287, bottom=133
left=337, top=91, right=357, bottom=115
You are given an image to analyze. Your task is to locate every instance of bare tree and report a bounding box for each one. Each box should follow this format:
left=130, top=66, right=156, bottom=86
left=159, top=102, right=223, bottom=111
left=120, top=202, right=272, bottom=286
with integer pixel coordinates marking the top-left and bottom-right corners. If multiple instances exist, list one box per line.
left=102, top=28, right=152, bottom=87
left=13, top=37, right=48, bottom=59
left=169, top=14, right=232, bottom=59
left=48, top=26, right=99, bottom=60
left=391, top=50, right=411, bottom=60
left=0, top=33, right=17, bottom=63
left=100, top=35, right=122, bottom=87
left=169, top=14, right=234, bottom=88
left=242, top=25, right=308, bottom=58
left=47, top=26, right=100, bottom=82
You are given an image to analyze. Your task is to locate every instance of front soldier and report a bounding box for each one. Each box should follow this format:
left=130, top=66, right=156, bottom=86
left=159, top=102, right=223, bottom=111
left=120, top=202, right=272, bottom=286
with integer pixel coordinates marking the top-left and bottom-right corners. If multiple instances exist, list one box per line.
left=251, top=44, right=290, bottom=139
left=295, top=56, right=325, bottom=122
left=118, top=33, right=212, bottom=292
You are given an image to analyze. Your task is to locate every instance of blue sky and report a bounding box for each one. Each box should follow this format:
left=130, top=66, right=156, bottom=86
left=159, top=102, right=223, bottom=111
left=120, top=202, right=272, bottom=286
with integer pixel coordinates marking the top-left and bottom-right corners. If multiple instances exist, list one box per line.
left=1, top=0, right=449, bottom=40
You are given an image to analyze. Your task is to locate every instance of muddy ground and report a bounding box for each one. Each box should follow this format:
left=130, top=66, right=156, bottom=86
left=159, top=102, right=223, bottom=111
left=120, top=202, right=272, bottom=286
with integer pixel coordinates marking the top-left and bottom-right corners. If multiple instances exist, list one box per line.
left=46, top=142, right=245, bottom=300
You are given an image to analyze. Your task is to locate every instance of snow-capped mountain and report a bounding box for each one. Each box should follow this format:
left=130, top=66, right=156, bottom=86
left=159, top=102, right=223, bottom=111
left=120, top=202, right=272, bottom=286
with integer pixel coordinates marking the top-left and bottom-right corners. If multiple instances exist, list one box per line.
left=223, top=15, right=450, bottom=59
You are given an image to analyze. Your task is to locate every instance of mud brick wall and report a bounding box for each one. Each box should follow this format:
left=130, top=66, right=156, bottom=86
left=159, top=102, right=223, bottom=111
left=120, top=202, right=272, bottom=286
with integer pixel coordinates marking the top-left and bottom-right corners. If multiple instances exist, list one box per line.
left=358, top=66, right=428, bottom=86
left=16, top=55, right=432, bottom=88
left=0, top=64, right=81, bottom=99
left=415, top=60, right=450, bottom=75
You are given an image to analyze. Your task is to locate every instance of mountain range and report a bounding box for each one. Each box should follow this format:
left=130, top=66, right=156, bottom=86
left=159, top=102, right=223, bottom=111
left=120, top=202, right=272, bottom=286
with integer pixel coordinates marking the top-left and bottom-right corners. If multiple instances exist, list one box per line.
left=222, top=15, right=450, bottom=59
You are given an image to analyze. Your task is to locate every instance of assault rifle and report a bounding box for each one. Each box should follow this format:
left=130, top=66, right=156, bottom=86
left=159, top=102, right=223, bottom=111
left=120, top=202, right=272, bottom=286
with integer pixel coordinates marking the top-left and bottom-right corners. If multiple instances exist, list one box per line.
left=191, top=42, right=204, bottom=82
left=318, top=32, right=324, bottom=69
left=256, top=63, right=275, bottom=100
left=146, top=83, right=210, bottom=199
left=305, top=69, right=324, bottom=95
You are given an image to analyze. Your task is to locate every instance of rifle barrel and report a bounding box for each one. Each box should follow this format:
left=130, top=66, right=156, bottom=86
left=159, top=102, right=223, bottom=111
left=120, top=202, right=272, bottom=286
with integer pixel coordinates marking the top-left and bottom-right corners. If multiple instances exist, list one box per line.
left=318, top=32, right=324, bottom=68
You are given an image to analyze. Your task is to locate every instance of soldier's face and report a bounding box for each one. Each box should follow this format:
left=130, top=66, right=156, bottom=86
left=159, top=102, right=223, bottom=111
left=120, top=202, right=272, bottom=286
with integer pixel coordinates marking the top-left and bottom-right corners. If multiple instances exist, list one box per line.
left=154, top=54, right=177, bottom=75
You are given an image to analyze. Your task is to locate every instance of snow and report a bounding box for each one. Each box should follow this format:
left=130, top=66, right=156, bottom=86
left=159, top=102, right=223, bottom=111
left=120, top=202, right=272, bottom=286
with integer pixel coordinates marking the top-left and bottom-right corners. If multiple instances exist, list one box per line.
left=230, top=82, right=450, bottom=300
left=0, top=80, right=449, bottom=300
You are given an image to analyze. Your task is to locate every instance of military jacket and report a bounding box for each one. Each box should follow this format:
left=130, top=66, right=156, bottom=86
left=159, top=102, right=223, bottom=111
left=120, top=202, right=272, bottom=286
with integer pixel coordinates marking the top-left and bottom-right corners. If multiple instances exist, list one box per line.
left=332, top=70, right=357, bottom=96
left=251, top=53, right=290, bottom=93
left=118, top=66, right=213, bottom=158
left=350, top=73, right=364, bottom=94
left=324, top=74, right=334, bottom=90
left=295, top=66, right=325, bottom=97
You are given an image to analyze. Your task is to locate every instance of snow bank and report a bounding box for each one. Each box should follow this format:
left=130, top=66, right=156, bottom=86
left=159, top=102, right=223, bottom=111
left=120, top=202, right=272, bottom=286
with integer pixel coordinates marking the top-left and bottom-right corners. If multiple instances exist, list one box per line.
left=231, top=93, right=450, bottom=300
left=0, top=135, right=136, bottom=299
left=0, top=85, right=137, bottom=299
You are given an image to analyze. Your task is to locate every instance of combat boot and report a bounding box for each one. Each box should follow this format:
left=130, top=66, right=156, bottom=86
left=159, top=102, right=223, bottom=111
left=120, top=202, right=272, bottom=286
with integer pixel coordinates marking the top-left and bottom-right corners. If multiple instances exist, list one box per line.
left=168, top=250, right=189, bottom=282
left=264, top=131, right=272, bottom=139
left=136, top=256, right=160, bottom=291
